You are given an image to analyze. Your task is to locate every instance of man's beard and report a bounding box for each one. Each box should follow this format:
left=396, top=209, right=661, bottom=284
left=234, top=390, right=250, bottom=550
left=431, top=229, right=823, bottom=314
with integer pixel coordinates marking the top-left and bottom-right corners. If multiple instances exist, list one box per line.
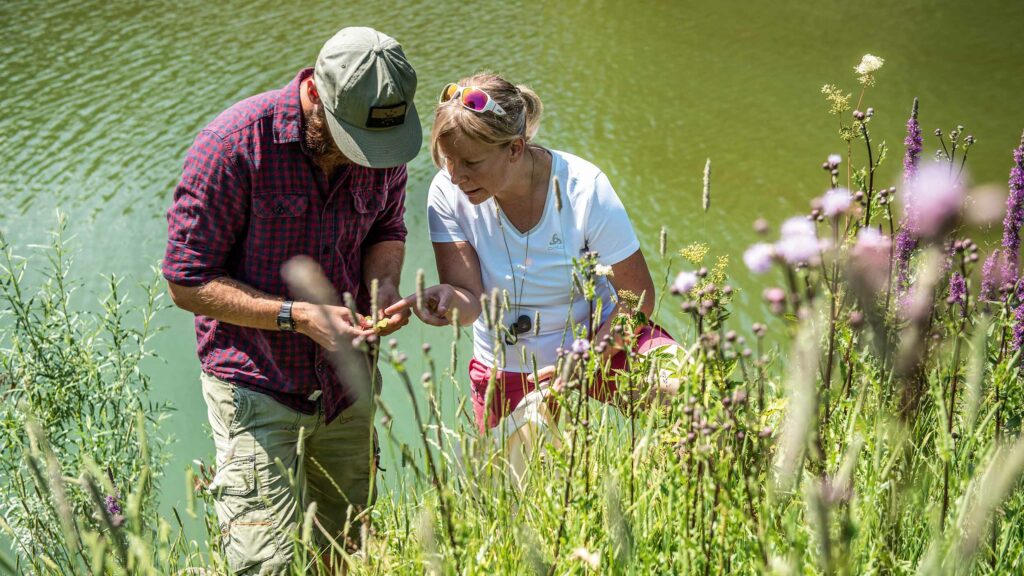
left=304, top=104, right=349, bottom=167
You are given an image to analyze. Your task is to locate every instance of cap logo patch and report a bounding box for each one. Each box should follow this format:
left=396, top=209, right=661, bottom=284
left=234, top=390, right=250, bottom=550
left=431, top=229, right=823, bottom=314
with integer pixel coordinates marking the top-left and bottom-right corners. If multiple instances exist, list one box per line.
left=366, top=103, right=407, bottom=128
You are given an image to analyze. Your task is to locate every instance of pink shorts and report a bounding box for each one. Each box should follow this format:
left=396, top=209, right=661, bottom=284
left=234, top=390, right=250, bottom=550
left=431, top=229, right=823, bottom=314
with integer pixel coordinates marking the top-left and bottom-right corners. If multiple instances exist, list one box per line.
left=468, top=325, right=677, bottom=432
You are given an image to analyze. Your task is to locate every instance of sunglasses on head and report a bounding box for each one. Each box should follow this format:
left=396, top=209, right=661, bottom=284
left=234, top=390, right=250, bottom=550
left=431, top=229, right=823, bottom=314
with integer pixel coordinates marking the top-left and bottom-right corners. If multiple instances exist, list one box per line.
left=439, top=83, right=507, bottom=116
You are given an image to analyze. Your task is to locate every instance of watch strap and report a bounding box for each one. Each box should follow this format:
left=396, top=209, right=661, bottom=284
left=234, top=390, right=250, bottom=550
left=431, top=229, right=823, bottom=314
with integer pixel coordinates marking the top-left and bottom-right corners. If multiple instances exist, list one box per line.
left=277, top=300, right=295, bottom=332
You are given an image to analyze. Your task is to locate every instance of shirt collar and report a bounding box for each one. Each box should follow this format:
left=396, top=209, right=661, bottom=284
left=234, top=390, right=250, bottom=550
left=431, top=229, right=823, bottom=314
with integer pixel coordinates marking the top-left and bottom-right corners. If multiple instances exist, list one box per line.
left=273, top=68, right=312, bottom=145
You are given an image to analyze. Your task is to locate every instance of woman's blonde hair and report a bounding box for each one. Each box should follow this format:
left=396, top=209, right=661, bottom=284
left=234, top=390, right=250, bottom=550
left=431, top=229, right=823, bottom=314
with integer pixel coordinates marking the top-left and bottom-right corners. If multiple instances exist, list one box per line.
left=429, top=73, right=544, bottom=168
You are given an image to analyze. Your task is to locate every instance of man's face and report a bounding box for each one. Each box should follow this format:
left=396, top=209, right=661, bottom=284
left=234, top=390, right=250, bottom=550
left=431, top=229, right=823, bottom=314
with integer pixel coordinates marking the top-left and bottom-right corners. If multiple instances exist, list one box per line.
left=304, top=104, right=349, bottom=166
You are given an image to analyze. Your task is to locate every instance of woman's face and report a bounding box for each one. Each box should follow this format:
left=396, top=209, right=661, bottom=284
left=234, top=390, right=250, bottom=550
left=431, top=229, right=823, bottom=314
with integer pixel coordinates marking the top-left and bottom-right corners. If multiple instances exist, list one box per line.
left=438, top=131, right=521, bottom=205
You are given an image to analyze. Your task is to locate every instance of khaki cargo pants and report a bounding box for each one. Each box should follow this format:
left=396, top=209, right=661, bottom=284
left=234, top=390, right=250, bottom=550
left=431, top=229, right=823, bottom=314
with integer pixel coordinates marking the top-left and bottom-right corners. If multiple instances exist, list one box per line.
left=201, top=371, right=378, bottom=574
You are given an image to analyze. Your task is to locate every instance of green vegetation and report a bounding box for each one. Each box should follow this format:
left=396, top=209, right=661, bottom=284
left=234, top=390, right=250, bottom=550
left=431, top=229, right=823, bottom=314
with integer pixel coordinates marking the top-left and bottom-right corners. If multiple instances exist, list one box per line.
left=3, top=61, right=1024, bottom=575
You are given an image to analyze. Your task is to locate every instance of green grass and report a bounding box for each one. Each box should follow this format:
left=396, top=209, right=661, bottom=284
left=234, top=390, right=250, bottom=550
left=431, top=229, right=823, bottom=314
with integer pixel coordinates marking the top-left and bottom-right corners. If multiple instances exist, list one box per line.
left=3, top=68, right=1024, bottom=575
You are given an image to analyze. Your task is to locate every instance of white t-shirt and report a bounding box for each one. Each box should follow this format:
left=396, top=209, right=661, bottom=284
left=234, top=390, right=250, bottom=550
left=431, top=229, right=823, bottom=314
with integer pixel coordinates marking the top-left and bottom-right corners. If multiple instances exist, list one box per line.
left=427, top=149, right=641, bottom=372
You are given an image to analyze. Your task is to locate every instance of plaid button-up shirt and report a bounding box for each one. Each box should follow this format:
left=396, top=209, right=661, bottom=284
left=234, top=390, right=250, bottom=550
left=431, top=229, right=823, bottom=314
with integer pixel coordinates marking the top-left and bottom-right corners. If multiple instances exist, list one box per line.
left=163, top=68, right=408, bottom=422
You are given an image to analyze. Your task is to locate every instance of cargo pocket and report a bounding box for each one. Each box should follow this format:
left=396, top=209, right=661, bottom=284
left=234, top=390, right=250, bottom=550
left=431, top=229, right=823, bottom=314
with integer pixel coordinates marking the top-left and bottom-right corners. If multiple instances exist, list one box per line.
left=211, top=455, right=278, bottom=572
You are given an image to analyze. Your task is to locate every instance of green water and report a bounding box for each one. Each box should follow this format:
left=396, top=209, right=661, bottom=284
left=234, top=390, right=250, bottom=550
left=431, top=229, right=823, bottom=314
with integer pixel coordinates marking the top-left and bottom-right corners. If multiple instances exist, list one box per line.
left=3, top=0, right=1024, bottom=541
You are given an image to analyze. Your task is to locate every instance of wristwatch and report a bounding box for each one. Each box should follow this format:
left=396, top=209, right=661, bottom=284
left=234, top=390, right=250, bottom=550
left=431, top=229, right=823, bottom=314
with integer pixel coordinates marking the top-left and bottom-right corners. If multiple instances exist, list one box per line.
left=277, top=300, right=295, bottom=332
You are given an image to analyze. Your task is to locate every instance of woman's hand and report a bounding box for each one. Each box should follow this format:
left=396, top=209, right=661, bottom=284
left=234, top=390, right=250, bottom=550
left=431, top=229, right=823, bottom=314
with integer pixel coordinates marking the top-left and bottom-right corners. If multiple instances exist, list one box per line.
left=383, top=284, right=457, bottom=326
left=526, top=365, right=565, bottom=392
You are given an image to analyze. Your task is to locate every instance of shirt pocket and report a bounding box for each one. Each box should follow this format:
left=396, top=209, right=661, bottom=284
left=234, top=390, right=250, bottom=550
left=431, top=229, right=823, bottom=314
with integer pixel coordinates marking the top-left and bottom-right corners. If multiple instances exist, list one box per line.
left=253, top=194, right=309, bottom=219
left=350, top=185, right=386, bottom=215
left=247, top=193, right=310, bottom=264
left=338, top=186, right=387, bottom=251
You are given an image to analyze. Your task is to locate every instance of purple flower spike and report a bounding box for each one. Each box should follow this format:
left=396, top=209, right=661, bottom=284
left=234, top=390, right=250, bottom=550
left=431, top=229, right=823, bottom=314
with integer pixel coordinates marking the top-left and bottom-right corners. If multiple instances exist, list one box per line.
left=895, top=99, right=924, bottom=298
left=1000, top=131, right=1024, bottom=282
left=948, top=272, right=967, bottom=317
left=894, top=229, right=917, bottom=296
left=903, top=98, right=923, bottom=185
left=981, top=250, right=999, bottom=302
left=1012, top=304, right=1024, bottom=353
left=743, top=243, right=775, bottom=274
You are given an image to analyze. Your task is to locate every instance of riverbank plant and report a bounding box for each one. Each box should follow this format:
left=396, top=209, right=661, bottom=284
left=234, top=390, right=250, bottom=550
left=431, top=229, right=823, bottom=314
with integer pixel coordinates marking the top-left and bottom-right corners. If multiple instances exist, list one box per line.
left=3, top=57, right=1024, bottom=574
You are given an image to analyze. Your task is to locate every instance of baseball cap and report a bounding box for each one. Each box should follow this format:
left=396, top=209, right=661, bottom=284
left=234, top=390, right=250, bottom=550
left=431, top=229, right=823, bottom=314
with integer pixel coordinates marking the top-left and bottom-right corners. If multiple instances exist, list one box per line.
left=313, top=27, right=421, bottom=168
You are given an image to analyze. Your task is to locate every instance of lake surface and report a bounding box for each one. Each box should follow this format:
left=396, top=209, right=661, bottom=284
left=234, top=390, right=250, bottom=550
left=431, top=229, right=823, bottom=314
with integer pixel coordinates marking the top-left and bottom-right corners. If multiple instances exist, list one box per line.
left=3, top=0, right=1024, bottom=541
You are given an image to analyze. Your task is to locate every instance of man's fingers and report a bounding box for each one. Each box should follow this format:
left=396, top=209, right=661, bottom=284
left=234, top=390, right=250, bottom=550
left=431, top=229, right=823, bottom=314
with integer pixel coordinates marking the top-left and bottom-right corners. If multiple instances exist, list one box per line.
left=383, top=294, right=416, bottom=316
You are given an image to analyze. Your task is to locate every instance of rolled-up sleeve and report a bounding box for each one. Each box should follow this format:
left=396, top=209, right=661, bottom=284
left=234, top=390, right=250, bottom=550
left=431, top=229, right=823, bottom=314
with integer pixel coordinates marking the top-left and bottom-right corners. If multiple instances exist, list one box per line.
left=162, top=129, right=249, bottom=287
left=363, top=165, right=408, bottom=246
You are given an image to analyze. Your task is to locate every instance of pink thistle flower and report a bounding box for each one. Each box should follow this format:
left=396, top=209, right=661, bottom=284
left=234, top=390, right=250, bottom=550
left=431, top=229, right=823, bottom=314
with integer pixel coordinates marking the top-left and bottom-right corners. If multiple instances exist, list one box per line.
left=671, top=271, right=699, bottom=294
left=821, top=188, right=853, bottom=218
left=901, top=163, right=965, bottom=240
left=743, top=243, right=775, bottom=274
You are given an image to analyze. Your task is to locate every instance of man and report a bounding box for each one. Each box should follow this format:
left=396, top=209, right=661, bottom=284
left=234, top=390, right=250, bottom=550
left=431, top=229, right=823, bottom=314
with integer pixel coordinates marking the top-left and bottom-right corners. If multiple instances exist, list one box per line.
left=162, top=27, right=420, bottom=573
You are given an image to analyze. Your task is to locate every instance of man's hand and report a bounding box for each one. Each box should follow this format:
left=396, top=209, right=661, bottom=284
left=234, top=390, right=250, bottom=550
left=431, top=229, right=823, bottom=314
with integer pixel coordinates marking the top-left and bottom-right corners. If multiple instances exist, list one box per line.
left=367, top=283, right=410, bottom=336
left=294, top=302, right=375, bottom=351
left=384, top=284, right=456, bottom=327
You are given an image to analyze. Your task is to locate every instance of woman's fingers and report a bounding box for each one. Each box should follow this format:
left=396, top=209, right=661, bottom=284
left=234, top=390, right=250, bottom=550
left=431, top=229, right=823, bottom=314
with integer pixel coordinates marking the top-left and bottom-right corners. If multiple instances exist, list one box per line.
left=432, top=285, right=453, bottom=316
left=383, top=286, right=456, bottom=326
left=527, top=365, right=556, bottom=384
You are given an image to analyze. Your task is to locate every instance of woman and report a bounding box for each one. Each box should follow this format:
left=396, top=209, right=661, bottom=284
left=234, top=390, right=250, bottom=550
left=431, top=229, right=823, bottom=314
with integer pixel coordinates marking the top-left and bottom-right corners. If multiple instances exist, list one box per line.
left=385, top=74, right=676, bottom=432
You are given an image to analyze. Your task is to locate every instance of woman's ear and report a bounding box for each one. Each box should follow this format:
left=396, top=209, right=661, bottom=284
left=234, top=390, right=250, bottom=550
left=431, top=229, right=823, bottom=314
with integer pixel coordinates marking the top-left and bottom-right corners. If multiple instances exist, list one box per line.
left=508, top=137, right=526, bottom=162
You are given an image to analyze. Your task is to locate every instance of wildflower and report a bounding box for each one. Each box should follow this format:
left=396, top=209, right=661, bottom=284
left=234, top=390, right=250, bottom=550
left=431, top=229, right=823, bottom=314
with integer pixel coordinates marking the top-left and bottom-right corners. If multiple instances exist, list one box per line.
left=781, top=216, right=816, bottom=238
left=948, top=272, right=967, bottom=317
left=828, top=154, right=842, bottom=167
left=104, top=494, right=122, bottom=517
left=570, top=338, right=590, bottom=356
left=855, top=54, right=885, bottom=76
left=679, top=242, right=709, bottom=264
left=743, top=243, right=775, bottom=274
left=1000, top=132, right=1024, bottom=280
left=763, top=287, right=786, bottom=314
left=903, top=98, right=923, bottom=184
left=594, top=264, right=614, bottom=277
left=775, top=217, right=824, bottom=265
left=821, top=84, right=851, bottom=116
left=671, top=271, right=698, bottom=294
left=901, top=163, right=965, bottom=240
left=821, top=188, right=853, bottom=217
left=1013, top=305, right=1024, bottom=353
left=850, top=228, right=893, bottom=294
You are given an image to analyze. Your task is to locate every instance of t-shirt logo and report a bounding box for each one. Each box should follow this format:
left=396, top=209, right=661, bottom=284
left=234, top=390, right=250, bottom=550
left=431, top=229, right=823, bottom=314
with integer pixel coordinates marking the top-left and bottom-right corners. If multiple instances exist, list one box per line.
left=547, top=233, right=563, bottom=251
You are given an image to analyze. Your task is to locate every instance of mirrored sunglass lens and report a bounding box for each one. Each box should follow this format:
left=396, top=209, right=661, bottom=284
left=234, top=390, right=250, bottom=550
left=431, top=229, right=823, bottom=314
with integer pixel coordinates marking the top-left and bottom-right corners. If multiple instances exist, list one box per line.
left=461, top=89, right=489, bottom=111
left=441, top=84, right=459, bottom=102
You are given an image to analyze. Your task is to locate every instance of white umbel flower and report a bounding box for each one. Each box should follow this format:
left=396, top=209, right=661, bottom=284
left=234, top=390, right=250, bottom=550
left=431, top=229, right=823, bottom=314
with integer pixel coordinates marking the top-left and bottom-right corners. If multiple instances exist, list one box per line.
left=594, top=264, right=614, bottom=277
left=855, top=54, right=885, bottom=75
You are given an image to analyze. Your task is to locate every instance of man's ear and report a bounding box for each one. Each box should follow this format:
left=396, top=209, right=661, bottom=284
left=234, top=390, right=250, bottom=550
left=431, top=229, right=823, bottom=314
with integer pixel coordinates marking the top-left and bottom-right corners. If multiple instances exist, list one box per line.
left=306, top=78, right=321, bottom=104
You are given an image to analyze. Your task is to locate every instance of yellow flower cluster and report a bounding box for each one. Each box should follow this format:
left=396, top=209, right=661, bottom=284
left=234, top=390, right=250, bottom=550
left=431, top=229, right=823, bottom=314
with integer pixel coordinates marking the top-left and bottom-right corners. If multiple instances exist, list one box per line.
left=679, top=242, right=709, bottom=265
left=821, top=84, right=851, bottom=116
left=709, top=255, right=729, bottom=286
